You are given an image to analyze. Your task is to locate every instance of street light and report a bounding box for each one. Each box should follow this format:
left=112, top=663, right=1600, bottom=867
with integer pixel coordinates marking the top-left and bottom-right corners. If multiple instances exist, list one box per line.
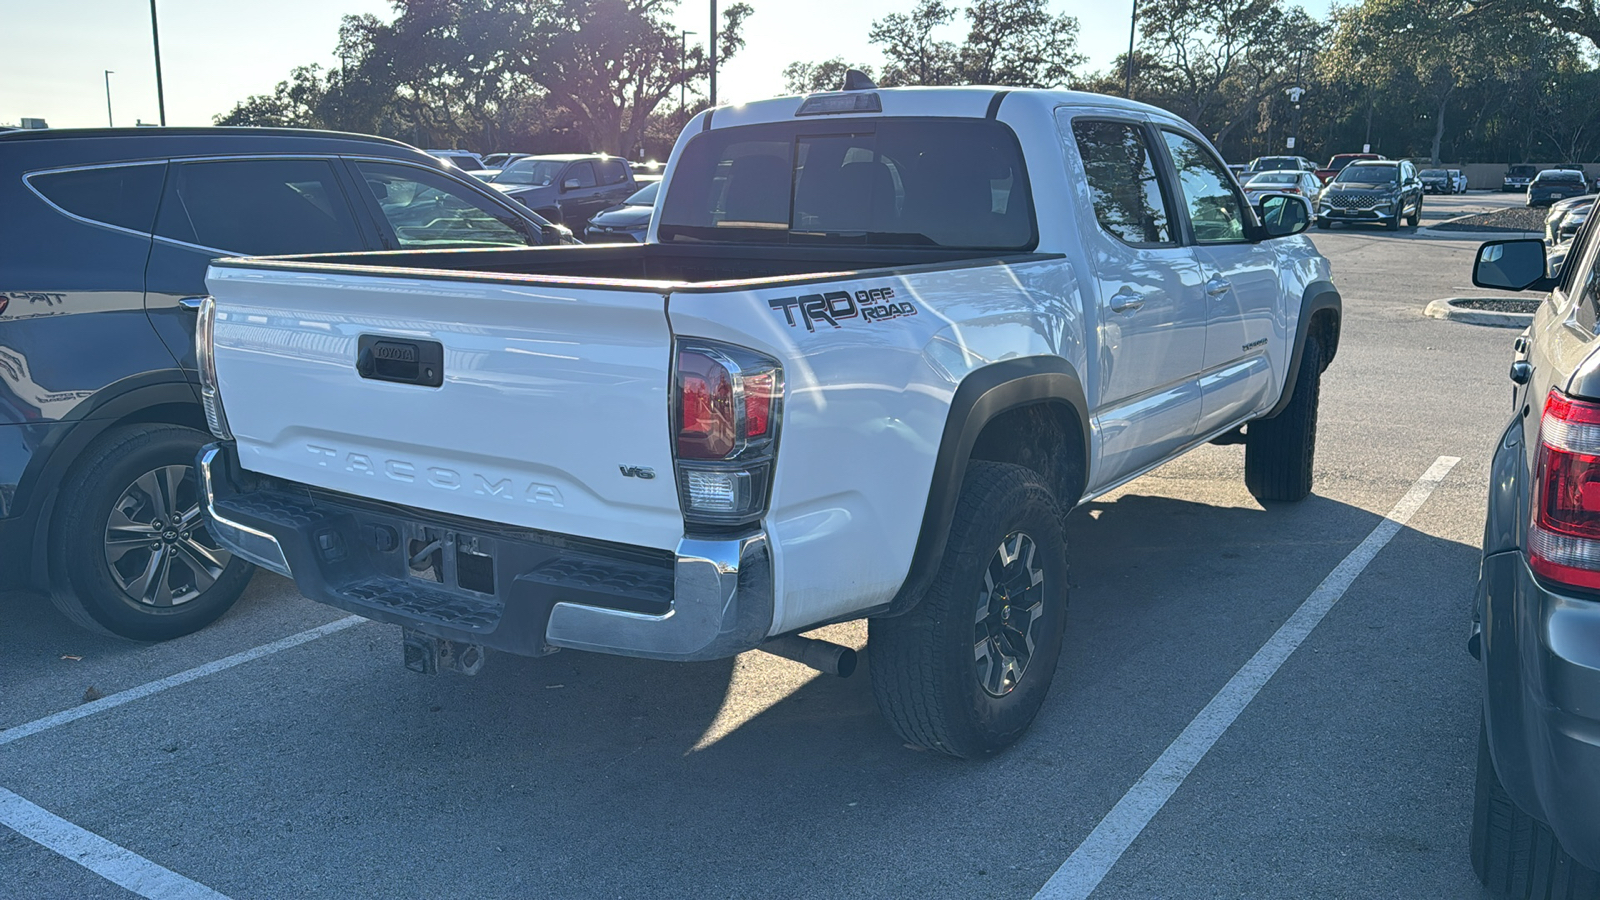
left=149, top=0, right=167, bottom=126
left=104, top=70, right=115, bottom=127
left=709, top=0, right=718, bottom=108
left=680, top=30, right=696, bottom=117
left=1285, top=85, right=1305, bottom=152
left=1124, top=0, right=1137, bottom=99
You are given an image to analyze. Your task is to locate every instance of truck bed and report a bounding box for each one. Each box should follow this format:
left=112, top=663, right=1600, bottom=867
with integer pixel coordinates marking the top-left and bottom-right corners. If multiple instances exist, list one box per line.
left=215, top=242, right=1045, bottom=289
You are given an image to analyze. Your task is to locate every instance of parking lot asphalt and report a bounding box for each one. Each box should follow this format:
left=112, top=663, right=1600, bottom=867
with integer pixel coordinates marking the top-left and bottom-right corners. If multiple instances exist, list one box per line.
left=0, top=193, right=1535, bottom=898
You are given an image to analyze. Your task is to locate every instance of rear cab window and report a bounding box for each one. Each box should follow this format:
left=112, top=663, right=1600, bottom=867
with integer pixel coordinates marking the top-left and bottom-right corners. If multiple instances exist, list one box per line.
left=29, top=163, right=166, bottom=234
left=658, top=117, right=1036, bottom=250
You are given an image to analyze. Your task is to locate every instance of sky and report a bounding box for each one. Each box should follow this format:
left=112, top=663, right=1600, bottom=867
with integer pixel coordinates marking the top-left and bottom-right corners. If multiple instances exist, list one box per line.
left=5, top=0, right=1332, bottom=130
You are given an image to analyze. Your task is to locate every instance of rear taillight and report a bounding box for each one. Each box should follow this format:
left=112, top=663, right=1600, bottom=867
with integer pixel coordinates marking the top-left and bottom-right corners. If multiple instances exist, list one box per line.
left=673, top=340, right=783, bottom=528
left=195, top=296, right=233, bottom=440
left=1531, top=389, right=1600, bottom=590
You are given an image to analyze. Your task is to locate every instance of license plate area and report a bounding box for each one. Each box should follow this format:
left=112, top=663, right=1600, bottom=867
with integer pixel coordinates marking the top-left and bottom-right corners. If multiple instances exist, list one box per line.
left=402, top=524, right=496, bottom=595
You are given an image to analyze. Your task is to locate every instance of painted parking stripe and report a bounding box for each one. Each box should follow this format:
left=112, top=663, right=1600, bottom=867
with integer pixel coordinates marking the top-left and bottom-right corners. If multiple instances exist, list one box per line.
left=0, top=787, right=231, bottom=899
left=1034, top=455, right=1461, bottom=900
left=0, top=615, right=364, bottom=748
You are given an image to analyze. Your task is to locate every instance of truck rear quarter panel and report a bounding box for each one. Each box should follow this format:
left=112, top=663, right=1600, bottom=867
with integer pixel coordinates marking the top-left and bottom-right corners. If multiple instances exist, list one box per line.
left=668, top=257, right=1084, bottom=635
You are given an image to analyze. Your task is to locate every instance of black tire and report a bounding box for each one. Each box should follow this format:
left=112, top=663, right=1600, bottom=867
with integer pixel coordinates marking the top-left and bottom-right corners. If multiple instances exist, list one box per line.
left=1316, top=218, right=1330, bottom=230
left=1385, top=211, right=1402, bottom=231
left=1410, top=199, right=1422, bottom=227
left=868, top=461, right=1070, bottom=758
left=48, top=424, right=254, bottom=640
left=1244, top=334, right=1322, bottom=502
left=1472, top=720, right=1600, bottom=899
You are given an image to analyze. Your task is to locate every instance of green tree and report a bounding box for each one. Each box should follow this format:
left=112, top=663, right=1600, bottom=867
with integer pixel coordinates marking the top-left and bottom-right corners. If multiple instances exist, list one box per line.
left=869, top=0, right=960, bottom=86
left=782, top=58, right=877, bottom=94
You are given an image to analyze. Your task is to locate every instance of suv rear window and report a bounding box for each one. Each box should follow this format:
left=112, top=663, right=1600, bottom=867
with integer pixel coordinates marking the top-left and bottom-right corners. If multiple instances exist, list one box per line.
left=30, top=163, right=165, bottom=233
left=659, top=118, right=1035, bottom=250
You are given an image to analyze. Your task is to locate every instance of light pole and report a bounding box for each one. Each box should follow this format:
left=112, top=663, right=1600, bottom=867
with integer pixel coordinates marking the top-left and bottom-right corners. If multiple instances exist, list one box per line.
left=149, top=0, right=167, bottom=125
left=1123, top=0, right=1137, bottom=99
left=680, top=30, right=696, bottom=117
left=104, top=70, right=115, bottom=127
left=709, top=0, right=718, bottom=108
left=1285, top=86, right=1305, bottom=152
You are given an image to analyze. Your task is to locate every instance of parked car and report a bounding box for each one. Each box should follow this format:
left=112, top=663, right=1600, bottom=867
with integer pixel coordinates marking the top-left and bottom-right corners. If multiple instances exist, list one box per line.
left=1503, top=164, right=1538, bottom=192
left=489, top=153, right=637, bottom=227
left=1420, top=168, right=1454, bottom=194
left=0, top=127, right=562, bottom=640
left=1449, top=169, right=1469, bottom=193
left=1241, top=169, right=1322, bottom=205
left=481, top=153, right=528, bottom=169
left=194, top=84, right=1339, bottom=757
left=1545, top=194, right=1596, bottom=245
left=1315, top=152, right=1385, bottom=185
left=1315, top=159, right=1424, bottom=231
left=427, top=149, right=485, bottom=172
left=1464, top=234, right=1600, bottom=899
left=582, top=181, right=659, bottom=243
left=1245, top=155, right=1316, bottom=174
left=1528, top=168, right=1589, bottom=208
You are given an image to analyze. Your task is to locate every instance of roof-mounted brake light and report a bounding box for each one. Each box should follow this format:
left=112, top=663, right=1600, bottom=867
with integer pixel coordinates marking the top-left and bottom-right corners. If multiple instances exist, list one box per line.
left=796, top=92, right=882, bottom=117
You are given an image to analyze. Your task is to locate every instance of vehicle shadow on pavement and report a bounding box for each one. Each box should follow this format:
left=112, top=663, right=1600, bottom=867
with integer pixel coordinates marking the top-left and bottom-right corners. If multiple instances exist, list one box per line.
left=0, top=488, right=1489, bottom=899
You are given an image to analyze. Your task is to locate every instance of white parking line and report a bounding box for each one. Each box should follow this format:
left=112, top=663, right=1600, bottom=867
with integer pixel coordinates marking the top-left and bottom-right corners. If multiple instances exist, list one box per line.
left=0, top=787, right=231, bottom=899
left=1034, top=455, right=1460, bottom=900
left=0, top=615, right=364, bottom=748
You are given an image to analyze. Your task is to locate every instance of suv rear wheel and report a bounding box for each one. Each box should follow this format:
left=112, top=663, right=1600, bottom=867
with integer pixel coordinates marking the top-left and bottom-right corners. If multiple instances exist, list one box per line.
left=1472, top=720, right=1600, bottom=899
left=869, top=461, right=1069, bottom=758
left=48, top=424, right=254, bottom=640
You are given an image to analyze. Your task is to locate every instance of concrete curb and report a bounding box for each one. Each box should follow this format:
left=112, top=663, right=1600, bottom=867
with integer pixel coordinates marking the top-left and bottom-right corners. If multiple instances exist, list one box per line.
left=1416, top=227, right=1541, bottom=241
left=1424, top=297, right=1536, bottom=328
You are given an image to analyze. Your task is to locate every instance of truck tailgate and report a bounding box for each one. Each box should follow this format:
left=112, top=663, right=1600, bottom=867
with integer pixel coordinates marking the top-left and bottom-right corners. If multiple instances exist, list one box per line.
left=205, top=265, right=683, bottom=551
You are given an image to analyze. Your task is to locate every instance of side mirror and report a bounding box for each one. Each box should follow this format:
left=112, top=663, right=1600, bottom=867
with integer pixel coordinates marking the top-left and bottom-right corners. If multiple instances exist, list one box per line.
left=1255, top=193, right=1312, bottom=238
left=540, top=222, right=575, bottom=244
left=1474, top=239, right=1557, bottom=292
left=562, top=177, right=582, bottom=191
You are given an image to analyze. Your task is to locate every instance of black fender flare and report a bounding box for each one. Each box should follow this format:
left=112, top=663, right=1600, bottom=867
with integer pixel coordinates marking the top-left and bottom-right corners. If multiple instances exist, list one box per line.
left=1262, top=280, right=1341, bottom=419
left=880, top=356, right=1090, bottom=617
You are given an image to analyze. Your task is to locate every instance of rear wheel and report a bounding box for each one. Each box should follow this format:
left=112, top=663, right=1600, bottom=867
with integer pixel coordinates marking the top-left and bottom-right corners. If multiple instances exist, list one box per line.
left=1472, top=720, right=1600, bottom=899
left=1245, top=334, right=1323, bottom=502
left=48, top=425, right=254, bottom=640
left=869, top=461, right=1069, bottom=758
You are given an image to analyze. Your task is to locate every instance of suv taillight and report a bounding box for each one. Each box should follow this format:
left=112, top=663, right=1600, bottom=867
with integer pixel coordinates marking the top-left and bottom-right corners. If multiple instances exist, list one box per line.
left=1531, top=389, right=1600, bottom=590
left=195, top=296, right=233, bottom=440
left=673, top=340, right=782, bottom=528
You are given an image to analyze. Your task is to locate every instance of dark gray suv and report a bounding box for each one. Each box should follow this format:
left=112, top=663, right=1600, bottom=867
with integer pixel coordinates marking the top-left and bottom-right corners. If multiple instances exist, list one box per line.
left=0, top=127, right=558, bottom=641
left=1468, top=232, right=1600, bottom=898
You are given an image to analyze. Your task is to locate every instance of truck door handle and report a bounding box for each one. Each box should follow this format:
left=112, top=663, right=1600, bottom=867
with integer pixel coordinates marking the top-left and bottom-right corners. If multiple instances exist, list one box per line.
left=1108, top=288, right=1145, bottom=314
left=1205, top=277, right=1232, bottom=297
left=178, top=297, right=205, bottom=311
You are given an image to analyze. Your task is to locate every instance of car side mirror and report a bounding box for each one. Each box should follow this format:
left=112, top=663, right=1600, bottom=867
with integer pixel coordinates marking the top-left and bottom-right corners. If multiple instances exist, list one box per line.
left=1255, top=193, right=1312, bottom=238
left=1474, top=239, right=1557, bottom=292
left=540, top=223, right=575, bottom=244
left=562, top=177, right=582, bottom=191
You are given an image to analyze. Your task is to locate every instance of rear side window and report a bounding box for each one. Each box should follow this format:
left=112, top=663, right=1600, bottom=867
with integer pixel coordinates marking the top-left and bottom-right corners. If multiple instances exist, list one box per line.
left=155, top=158, right=364, bottom=255
left=660, top=118, right=1034, bottom=249
left=566, top=162, right=598, bottom=188
left=352, top=161, right=541, bottom=249
left=596, top=158, right=629, bottom=185
left=1071, top=120, right=1173, bottom=246
left=30, top=163, right=165, bottom=233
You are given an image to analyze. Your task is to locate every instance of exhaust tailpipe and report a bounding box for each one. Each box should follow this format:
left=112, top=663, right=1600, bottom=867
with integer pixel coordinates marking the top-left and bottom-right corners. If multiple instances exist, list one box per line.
left=759, top=634, right=857, bottom=677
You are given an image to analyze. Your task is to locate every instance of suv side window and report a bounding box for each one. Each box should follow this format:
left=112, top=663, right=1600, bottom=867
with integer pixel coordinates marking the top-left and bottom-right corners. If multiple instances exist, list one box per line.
left=1161, top=131, right=1249, bottom=243
left=596, top=159, right=629, bottom=185
left=566, top=162, right=598, bottom=189
left=29, top=163, right=165, bottom=234
left=1070, top=119, right=1174, bottom=246
left=352, top=161, right=541, bottom=249
left=155, top=158, right=364, bottom=255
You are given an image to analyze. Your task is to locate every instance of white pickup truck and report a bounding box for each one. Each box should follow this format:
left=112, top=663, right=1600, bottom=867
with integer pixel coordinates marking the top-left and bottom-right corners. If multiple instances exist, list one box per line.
left=196, top=83, right=1340, bottom=757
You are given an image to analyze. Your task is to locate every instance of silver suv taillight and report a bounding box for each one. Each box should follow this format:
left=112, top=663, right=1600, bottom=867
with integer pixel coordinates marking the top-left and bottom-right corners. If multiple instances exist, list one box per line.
left=673, top=339, right=783, bottom=528
left=195, top=295, right=233, bottom=440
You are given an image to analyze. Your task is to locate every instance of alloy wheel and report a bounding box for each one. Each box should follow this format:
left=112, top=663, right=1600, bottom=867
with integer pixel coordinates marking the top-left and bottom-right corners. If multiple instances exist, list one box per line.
left=102, top=465, right=232, bottom=607
left=973, top=531, right=1047, bottom=697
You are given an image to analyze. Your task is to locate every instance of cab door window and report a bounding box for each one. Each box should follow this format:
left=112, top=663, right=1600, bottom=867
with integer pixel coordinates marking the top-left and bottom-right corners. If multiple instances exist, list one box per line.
left=1160, top=131, right=1249, bottom=243
left=154, top=158, right=365, bottom=255
left=351, top=161, right=541, bottom=249
left=565, top=162, right=598, bottom=189
left=1071, top=120, right=1175, bottom=246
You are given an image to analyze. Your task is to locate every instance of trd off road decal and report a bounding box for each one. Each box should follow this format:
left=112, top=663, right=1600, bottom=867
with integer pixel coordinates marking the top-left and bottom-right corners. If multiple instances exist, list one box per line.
left=768, top=286, right=918, bottom=332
